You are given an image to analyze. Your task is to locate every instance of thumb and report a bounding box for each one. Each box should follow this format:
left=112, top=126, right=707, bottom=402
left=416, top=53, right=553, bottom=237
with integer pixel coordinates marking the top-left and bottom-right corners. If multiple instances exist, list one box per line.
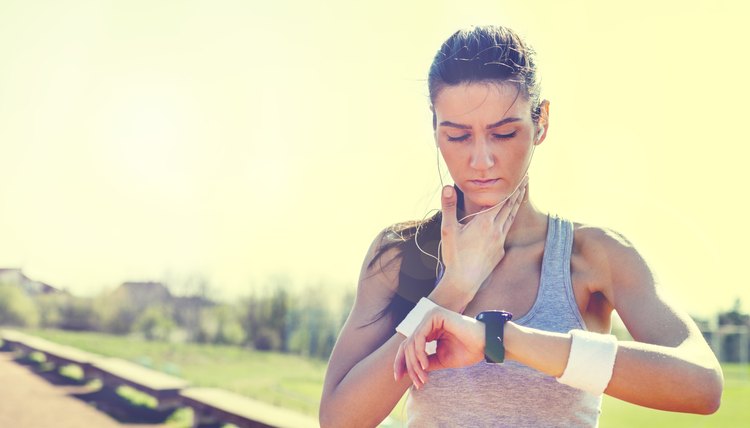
left=441, top=185, right=458, bottom=232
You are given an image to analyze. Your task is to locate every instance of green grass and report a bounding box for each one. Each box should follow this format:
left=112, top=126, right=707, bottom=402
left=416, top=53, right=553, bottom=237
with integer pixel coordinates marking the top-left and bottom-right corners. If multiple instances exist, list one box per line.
left=11, top=330, right=750, bottom=426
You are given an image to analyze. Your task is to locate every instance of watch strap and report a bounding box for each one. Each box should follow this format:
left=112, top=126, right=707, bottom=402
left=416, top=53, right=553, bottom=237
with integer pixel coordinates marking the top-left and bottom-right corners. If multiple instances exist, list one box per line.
left=476, top=310, right=513, bottom=363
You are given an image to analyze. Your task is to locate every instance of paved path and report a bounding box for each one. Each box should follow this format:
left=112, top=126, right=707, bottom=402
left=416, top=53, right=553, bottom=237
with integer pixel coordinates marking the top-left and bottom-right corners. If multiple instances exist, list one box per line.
left=0, top=351, right=165, bottom=428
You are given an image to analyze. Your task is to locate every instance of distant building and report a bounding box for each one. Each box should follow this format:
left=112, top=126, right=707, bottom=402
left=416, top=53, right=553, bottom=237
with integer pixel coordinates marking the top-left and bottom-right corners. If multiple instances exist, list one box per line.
left=111, top=281, right=172, bottom=308
left=0, top=268, right=64, bottom=295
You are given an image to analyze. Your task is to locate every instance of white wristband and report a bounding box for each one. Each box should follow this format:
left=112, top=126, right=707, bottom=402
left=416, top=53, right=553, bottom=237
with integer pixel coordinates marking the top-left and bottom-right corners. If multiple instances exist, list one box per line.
left=396, top=297, right=439, bottom=355
left=556, top=329, right=618, bottom=395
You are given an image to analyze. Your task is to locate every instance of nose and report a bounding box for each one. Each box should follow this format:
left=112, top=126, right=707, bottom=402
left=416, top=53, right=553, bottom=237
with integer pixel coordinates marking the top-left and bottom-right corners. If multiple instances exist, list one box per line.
left=469, top=136, right=495, bottom=170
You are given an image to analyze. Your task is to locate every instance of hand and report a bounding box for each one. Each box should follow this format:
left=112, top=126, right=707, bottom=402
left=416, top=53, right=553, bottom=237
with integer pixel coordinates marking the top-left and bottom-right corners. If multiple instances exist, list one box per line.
left=437, top=176, right=528, bottom=298
left=394, top=306, right=485, bottom=389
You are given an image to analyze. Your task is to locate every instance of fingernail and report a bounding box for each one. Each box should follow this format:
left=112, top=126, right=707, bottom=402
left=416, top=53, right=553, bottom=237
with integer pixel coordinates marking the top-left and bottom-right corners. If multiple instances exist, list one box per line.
left=443, top=187, right=454, bottom=198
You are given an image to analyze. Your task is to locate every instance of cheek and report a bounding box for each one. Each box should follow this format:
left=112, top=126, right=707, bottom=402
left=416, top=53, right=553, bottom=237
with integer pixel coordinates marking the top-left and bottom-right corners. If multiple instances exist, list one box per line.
left=503, top=140, right=533, bottom=164
left=437, top=145, right=463, bottom=168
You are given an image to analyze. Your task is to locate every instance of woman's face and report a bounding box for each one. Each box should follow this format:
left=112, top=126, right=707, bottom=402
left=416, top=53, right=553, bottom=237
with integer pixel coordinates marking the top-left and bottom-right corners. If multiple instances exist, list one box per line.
left=433, top=82, right=546, bottom=216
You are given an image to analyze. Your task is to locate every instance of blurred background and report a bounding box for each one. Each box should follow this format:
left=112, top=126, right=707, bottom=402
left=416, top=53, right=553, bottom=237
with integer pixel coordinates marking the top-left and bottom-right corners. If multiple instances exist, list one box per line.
left=1, top=0, right=748, bottom=427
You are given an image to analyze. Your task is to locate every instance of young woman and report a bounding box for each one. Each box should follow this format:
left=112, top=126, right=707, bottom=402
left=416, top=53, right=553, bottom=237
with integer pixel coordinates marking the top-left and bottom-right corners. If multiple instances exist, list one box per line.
left=319, top=25, right=723, bottom=427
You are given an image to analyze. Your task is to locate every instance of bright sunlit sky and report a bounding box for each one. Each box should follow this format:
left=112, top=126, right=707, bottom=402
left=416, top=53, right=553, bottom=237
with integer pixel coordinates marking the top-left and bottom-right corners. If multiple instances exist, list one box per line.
left=1, top=0, right=748, bottom=316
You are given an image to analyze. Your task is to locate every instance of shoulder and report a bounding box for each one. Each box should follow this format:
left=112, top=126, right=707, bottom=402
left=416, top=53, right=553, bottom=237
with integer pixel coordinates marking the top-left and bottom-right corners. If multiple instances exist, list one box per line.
left=359, top=218, right=428, bottom=286
left=359, top=225, right=404, bottom=295
left=359, top=215, right=442, bottom=297
left=571, top=222, right=655, bottom=302
left=572, top=223, right=638, bottom=261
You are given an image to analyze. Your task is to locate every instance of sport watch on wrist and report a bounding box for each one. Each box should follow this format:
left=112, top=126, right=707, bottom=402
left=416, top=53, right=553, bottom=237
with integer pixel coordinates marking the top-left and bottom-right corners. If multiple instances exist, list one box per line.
left=475, top=310, right=513, bottom=363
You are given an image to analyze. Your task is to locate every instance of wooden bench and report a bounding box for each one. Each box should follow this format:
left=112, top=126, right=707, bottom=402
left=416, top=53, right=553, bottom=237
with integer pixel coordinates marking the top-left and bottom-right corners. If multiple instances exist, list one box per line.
left=1, top=329, right=109, bottom=383
left=89, top=357, right=190, bottom=411
left=2, top=331, right=319, bottom=427
left=1, top=330, right=188, bottom=411
left=15, top=335, right=104, bottom=379
left=179, top=387, right=318, bottom=428
left=0, top=329, right=27, bottom=351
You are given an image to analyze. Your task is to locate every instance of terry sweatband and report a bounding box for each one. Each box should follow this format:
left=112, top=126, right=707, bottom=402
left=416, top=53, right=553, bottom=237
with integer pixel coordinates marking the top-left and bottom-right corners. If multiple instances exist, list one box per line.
left=396, top=297, right=438, bottom=355
left=556, top=329, right=618, bottom=395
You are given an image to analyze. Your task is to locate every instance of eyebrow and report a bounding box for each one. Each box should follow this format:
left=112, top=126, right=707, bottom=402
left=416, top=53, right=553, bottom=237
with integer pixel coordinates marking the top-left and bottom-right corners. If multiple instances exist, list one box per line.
left=439, top=117, right=522, bottom=130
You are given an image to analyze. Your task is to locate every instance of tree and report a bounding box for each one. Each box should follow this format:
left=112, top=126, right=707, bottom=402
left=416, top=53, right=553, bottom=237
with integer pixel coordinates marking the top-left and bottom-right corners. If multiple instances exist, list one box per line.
left=133, top=306, right=176, bottom=341
left=0, top=280, right=39, bottom=327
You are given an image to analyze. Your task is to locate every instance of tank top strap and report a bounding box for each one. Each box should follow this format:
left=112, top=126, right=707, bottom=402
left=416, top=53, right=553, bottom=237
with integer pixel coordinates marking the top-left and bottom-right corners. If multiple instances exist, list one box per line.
left=518, top=214, right=588, bottom=332
left=541, top=214, right=573, bottom=283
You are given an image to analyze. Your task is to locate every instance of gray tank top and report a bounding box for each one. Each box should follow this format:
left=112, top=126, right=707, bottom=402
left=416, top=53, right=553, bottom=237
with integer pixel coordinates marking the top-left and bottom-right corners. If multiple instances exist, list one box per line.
left=405, top=215, right=602, bottom=427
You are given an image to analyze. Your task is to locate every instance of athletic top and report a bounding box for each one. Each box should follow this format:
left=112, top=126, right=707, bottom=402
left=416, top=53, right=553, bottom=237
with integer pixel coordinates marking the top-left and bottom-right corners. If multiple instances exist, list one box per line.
left=405, top=215, right=603, bottom=427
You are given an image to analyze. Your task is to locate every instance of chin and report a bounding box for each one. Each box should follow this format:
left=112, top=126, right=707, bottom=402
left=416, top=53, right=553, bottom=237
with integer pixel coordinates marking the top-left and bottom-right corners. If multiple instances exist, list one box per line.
left=466, top=192, right=507, bottom=210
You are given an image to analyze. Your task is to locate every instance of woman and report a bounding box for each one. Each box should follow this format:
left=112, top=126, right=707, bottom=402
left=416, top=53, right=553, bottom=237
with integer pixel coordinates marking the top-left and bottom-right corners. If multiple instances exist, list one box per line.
left=319, top=25, right=723, bottom=427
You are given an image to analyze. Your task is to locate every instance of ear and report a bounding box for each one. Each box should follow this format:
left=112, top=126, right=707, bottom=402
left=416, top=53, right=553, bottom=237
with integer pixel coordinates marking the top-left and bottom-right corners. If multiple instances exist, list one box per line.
left=534, top=100, right=550, bottom=146
left=430, top=104, right=438, bottom=146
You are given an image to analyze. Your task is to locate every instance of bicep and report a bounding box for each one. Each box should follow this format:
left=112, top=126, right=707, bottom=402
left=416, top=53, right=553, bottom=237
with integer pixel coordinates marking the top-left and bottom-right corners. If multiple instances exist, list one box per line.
left=323, top=232, right=402, bottom=392
left=599, top=230, right=707, bottom=351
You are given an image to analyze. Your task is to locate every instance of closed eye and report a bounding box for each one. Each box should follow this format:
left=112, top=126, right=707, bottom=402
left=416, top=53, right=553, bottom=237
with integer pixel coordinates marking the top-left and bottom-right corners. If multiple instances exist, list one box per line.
left=447, top=134, right=470, bottom=142
left=493, top=131, right=517, bottom=139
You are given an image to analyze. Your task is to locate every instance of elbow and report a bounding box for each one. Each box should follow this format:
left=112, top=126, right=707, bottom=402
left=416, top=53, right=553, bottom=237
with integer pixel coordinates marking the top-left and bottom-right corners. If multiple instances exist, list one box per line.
left=319, top=397, right=338, bottom=428
left=695, top=391, right=721, bottom=415
left=692, top=366, right=724, bottom=415
left=318, top=396, right=348, bottom=428
left=319, top=409, right=333, bottom=428
left=319, top=409, right=361, bottom=428
left=320, top=398, right=383, bottom=428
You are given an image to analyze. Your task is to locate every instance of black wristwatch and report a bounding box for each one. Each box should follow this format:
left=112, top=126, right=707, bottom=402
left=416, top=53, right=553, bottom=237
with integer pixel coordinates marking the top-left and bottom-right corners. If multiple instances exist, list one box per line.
left=475, top=311, right=513, bottom=363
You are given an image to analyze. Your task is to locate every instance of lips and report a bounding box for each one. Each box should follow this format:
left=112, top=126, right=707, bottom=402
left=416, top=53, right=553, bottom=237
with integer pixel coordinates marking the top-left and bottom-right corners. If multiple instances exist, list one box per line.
left=469, top=178, right=500, bottom=188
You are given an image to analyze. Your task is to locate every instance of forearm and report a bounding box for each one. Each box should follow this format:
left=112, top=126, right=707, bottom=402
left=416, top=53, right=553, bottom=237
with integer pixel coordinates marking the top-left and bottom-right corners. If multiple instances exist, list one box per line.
left=504, top=323, right=723, bottom=414
left=428, top=273, right=475, bottom=313
left=321, top=334, right=412, bottom=428
left=322, top=275, right=476, bottom=426
left=605, top=340, right=723, bottom=413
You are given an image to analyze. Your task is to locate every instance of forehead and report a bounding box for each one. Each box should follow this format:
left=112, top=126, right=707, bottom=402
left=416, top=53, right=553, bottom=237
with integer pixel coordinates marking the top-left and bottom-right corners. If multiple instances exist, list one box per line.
left=433, top=82, right=532, bottom=124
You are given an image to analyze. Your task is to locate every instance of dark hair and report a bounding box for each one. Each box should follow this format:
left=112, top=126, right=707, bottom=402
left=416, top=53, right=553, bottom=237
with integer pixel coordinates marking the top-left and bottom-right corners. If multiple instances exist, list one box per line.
left=365, top=25, right=541, bottom=328
left=430, top=25, right=542, bottom=128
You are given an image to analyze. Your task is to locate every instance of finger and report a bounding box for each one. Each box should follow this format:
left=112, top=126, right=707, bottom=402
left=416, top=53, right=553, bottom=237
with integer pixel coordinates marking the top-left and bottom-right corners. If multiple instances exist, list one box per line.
left=482, top=175, right=528, bottom=221
left=414, top=330, right=431, bottom=376
left=494, top=177, right=527, bottom=223
left=440, top=185, right=458, bottom=234
left=394, top=341, right=406, bottom=381
left=410, top=335, right=429, bottom=385
left=409, top=314, right=438, bottom=387
left=427, top=354, right=444, bottom=371
left=404, top=340, right=423, bottom=389
left=502, top=186, right=526, bottom=235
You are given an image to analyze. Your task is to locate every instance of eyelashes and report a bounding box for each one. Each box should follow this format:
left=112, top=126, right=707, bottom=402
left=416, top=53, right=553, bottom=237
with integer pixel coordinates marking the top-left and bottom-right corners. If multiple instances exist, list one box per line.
left=446, top=131, right=517, bottom=142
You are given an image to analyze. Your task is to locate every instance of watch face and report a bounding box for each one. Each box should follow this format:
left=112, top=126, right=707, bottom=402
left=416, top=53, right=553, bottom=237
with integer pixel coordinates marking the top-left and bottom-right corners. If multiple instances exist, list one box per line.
left=477, top=310, right=513, bottom=322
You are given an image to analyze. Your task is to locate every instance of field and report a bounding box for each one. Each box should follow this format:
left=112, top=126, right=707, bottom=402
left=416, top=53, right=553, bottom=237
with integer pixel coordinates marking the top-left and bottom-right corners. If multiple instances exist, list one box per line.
left=9, top=329, right=750, bottom=427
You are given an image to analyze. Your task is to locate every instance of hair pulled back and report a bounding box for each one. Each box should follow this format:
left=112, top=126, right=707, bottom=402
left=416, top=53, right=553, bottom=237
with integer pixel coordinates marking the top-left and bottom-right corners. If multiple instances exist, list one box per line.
left=367, top=25, right=541, bottom=327
left=429, top=25, right=542, bottom=126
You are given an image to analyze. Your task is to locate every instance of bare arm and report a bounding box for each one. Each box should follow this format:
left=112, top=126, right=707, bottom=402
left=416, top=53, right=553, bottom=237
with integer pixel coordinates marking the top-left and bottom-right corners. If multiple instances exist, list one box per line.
left=397, top=227, right=723, bottom=414
left=319, top=230, right=470, bottom=427
left=322, top=183, right=527, bottom=426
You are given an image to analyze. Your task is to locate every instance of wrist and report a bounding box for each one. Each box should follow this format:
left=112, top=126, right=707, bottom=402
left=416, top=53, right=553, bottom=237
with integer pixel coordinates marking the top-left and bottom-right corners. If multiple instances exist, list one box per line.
left=503, top=321, right=524, bottom=363
left=428, top=272, right=476, bottom=312
left=475, top=311, right=513, bottom=363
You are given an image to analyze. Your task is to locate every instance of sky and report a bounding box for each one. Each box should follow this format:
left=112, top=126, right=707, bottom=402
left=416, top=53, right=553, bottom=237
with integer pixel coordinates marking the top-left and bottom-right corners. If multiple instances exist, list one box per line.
left=0, top=0, right=748, bottom=317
